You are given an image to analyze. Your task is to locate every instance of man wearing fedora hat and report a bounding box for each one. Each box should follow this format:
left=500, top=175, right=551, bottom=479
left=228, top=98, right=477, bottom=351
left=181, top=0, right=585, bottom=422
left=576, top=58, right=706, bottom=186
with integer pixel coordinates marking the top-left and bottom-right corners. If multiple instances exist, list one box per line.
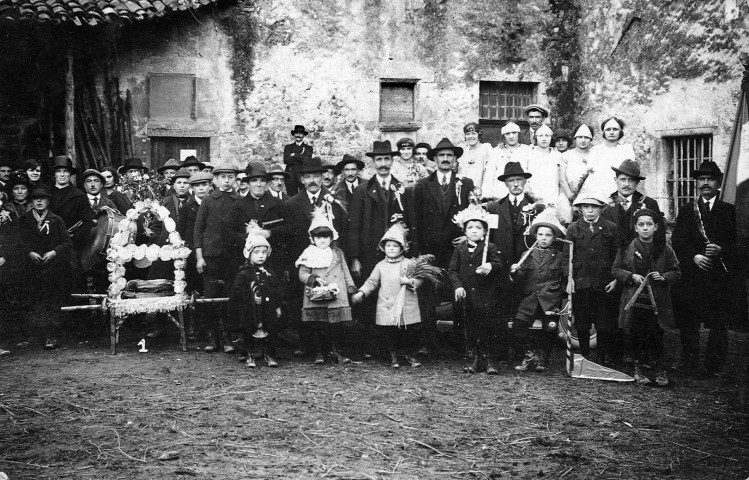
left=182, top=156, right=205, bottom=177
left=230, top=162, right=285, bottom=251
left=82, top=169, right=118, bottom=216
left=118, top=157, right=149, bottom=180
left=520, top=105, right=550, bottom=146
left=49, top=155, right=94, bottom=252
left=320, top=157, right=340, bottom=190
left=334, top=154, right=364, bottom=206
left=602, top=159, right=663, bottom=249
left=283, top=124, right=314, bottom=196
left=672, top=161, right=738, bottom=374
left=158, top=159, right=181, bottom=182
left=414, top=137, right=475, bottom=269
left=266, top=164, right=290, bottom=201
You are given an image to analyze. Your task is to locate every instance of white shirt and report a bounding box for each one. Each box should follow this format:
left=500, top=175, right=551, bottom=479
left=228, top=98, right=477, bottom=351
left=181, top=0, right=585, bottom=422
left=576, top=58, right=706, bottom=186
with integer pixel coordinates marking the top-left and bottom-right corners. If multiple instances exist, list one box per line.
left=375, top=175, right=393, bottom=191
left=508, top=193, right=523, bottom=207
left=345, top=179, right=359, bottom=193
left=703, top=196, right=715, bottom=210
left=87, top=194, right=100, bottom=206
left=437, top=171, right=453, bottom=185
left=195, top=195, right=203, bottom=205
left=306, top=190, right=320, bottom=204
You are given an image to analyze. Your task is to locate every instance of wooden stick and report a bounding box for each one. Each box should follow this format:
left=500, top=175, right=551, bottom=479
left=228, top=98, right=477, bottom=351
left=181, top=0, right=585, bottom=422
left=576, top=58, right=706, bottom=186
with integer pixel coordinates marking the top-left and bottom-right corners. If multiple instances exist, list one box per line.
left=511, top=240, right=538, bottom=273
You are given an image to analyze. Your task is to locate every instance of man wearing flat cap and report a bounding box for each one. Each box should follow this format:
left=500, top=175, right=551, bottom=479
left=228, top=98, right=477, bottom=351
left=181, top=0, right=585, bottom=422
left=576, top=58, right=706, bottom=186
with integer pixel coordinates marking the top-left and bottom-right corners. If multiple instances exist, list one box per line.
left=672, top=161, right=739, bottom=374
left=82, top=169, right=118, bottom=216
left=483, top=122, right=532, bottom=201
left=283, top=125, right=314, bottom=196
left=458, top=122, right=492, bottom=192
left=520, top=105, right=550, bottom=146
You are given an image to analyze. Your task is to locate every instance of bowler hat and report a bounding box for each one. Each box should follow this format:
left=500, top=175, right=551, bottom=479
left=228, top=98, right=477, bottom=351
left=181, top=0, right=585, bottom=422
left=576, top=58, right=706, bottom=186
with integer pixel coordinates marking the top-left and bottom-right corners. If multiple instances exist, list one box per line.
left=245, top=161, right=269, bottom=179
left=170, top=167, right=192, bottom=183
left=497, top=162, right=532, bottom=181
left=336, top=154, right=365, bottom=171
left=524, top=104, right=550, bottom=117
left=297, top=156, right=328, bottom=174
left=612, top=159, right=645, bottom=181
left=52, top=155, right=77, bottom=174
left=365, top=140, right=398, bottom=158
left=182, top=156, right=205, bottom=170
left=81, top=169, right=105, bottom=183
left=427, top=138, right=464, bottom=161
left=157, top=158, right=180, bottom=174
left=266, top=164, right=291, bottom=179
left=118, top=157, right=148, bottom=175
left=691, top=161, right=723, bottom=179
left=29, top=184, right=53, bottom=198
left=291, top=125, right=309, bottom=136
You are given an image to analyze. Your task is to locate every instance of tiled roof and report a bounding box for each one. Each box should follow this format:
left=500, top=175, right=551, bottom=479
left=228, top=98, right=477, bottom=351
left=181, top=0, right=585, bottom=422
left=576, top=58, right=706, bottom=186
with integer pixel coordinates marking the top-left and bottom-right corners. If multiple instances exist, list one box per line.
left=0, top=0, right=219, bottom=26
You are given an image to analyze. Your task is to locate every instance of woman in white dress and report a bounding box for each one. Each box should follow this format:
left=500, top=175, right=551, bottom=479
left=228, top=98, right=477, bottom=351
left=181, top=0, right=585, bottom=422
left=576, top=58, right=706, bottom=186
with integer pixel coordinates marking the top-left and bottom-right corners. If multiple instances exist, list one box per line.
left=576, top=117, right=636, bottom=201
left=525, top=124, right=572, bottom=222
left=562, top=123, right=596, bottom=204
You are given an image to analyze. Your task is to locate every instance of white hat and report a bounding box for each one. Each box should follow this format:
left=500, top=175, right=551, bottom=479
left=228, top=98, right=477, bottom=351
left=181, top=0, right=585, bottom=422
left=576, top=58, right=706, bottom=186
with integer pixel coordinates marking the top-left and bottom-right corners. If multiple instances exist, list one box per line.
left=308, top=205, right=339, bottom=241
left=529, top=208, right=566, bottom=238
left=501, top=122, right=521, bottom=135
left=573, top=124, right=594, bottom=138
left=535, top=124, right=553, bottom=136
left=378, top=222, right=408, bottom=252
left=573, top=194, right=607, bottom=207
left=243, top=220, right=271, bottom=258
left=453, top=202, right=491, bottom=230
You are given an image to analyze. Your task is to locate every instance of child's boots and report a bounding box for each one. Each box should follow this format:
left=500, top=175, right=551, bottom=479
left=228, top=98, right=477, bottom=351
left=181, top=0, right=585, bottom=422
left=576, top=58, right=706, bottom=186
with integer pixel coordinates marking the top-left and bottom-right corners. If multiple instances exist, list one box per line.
left=515, top=350, right=536, bottom=371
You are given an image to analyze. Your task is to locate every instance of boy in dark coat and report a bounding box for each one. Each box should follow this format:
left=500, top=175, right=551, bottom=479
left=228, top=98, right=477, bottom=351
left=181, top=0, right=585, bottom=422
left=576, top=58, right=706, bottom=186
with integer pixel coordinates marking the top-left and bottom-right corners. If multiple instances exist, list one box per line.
left=567, top=195, right=621, bottom=365
left=613, top=209, right=680, bottom=386
left=449, top=203, right=502, bottom=374
left=511, top=209, right=568, bottom=372
left=20, top=185, right=73, bottom=350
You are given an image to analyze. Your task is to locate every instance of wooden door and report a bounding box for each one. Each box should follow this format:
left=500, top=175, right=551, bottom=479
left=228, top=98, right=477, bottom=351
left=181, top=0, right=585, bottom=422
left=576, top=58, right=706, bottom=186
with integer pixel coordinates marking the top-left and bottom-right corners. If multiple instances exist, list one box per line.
left=150, top=137, right=210, bottom=170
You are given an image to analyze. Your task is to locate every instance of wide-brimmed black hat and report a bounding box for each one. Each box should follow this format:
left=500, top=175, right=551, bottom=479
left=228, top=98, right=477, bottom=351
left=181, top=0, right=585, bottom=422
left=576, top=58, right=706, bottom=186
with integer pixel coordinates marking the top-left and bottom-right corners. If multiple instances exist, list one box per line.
left=52, top=155, right=77, bottom=174
left=182, top=156, right=205, bottom=170
left=321, top=157, right=340, bottom=174
left=266, top=164, right=291, bottom=179
left=118, top=157, right=148, bottom=175
left=298, top=156, right=328, bottom=174
left=365, top=140, right=398, bottom=158
left=611, top=159, right=645, bottom=181
left=497, top=162, right=532, bottom=181
left=81, top=169, right=105, bottom=182
left=157, top=158, right=180, bottom=174
left=291, top=125, right=309, bottom=136
left=245, top=161, right=269, bottom=179
left=336, top=154, right=365, bottom=171
left=29, top=184, right=53, bottom=198
left=428, top=138, right=464, bottom=161
left=691, top=161, right=723, bottom=179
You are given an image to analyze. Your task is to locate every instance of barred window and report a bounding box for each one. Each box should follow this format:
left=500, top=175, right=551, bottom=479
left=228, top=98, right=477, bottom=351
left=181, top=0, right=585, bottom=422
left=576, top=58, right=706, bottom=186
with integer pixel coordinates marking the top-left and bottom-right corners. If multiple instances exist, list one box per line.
left=667, top=135, right=713, bottom=216
left=479, top=81, right=537, bottom=147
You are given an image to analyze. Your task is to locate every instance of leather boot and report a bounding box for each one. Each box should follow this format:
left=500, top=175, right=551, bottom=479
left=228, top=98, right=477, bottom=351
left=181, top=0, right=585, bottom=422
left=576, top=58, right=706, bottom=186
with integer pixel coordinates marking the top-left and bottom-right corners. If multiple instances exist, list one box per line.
left=485, top=356, right=498, bottom=375
left=515, top=350, right=535, bottom=371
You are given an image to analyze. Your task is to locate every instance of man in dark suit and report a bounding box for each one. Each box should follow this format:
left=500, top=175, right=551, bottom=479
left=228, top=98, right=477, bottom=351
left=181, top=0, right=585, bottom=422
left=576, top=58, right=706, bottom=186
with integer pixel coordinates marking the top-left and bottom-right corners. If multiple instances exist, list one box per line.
left=601, top=159, right=663, bottom=249
left=334, top=154, right=364, bottom=209
left=283, top=124, right=314, bottom=196
left=266, top=164, right=291, bottom=201
left=413, top=138, right=475, bottom=269
left=81, top=169, right=118, bottom=216
left=283, top=157, right=345, bottom=355
left=101, top=167, right=133, bottom=215
left=672, top=161, right=738, bottom=374
left=49, top=156, right=94, bottom=251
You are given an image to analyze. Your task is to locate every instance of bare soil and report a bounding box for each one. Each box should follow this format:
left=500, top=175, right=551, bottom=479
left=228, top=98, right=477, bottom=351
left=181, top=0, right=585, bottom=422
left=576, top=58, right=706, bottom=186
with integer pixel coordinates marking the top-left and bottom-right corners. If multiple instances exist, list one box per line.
left=2, top=324, right=749, bottom=480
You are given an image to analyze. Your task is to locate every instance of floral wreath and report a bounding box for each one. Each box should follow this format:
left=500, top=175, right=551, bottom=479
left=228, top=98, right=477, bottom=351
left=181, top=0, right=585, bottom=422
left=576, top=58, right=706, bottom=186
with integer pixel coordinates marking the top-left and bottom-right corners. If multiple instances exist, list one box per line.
left=105, top=200, right=191, bottom=315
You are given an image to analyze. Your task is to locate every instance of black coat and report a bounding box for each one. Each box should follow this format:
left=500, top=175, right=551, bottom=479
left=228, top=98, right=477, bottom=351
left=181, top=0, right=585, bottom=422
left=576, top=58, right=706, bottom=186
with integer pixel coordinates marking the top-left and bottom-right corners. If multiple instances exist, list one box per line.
left=566, top=216, right=620, bottom=290
left=347, top=176, right=413, bottom=272
left=228, top=263, right=283, bottom=332
left=19, top=210, right=73, bottom=299
left=448, top=240, right=501, bottom=312
left=283, top=142, right=314, bottom=195
left=413, top=172, right=475, bottom=268
left=283, top=187, right=345, bottom=268
left=229, top=191, right=285, bottom=269
left=49, top=184, right=94, bottom=249
left=601, top=191, right=663, bottom=249
left=193, top=189, right=241, bottom=259
left=104, top=189, right=132, bottom=215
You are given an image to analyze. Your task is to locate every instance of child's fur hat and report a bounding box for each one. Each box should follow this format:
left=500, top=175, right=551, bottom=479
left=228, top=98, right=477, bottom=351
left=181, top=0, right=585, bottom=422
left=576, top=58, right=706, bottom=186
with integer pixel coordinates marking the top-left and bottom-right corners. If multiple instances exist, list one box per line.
left=243, top=220, right=271, bottom=259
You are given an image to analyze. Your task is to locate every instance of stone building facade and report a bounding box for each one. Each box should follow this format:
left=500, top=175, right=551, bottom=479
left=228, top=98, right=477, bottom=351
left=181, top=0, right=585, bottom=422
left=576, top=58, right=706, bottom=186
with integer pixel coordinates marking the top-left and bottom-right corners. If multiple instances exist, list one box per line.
left=2, top=0, right=748, bottom=219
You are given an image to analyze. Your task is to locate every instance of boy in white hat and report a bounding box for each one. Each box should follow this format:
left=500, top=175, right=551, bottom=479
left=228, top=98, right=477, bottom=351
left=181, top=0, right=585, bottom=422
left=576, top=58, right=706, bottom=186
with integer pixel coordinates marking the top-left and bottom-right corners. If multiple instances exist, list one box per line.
left=449, top=202, right=502, bottom=374
left=351, top=223, right=424, bottom=369
left=229, top=222, right=283, bottom=368
left=296, top=206, right=357, bottom=364
left=510, top=208, right=568, bottom=372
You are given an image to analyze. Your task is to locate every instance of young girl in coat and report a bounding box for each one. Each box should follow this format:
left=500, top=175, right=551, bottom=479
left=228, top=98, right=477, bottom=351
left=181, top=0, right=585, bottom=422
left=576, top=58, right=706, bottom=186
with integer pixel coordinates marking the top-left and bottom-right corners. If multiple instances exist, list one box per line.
left=229, top=222, right=283, bottom=368
left=351, top=223, right=423, bottom=369
left=612, top=208, right=680, bottom=386
left=296, top=206, right=357, bottom=365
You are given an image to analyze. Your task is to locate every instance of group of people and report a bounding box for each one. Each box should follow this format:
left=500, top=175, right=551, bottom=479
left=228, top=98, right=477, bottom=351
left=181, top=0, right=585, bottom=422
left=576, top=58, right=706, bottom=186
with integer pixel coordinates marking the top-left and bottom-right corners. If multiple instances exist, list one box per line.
left=0, top=112, right=741, bottom=387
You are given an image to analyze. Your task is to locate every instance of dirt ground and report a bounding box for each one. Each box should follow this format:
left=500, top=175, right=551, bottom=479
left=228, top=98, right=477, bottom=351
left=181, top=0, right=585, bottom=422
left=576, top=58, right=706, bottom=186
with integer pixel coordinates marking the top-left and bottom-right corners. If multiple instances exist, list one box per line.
left=1, top=324, right=749, bottom=480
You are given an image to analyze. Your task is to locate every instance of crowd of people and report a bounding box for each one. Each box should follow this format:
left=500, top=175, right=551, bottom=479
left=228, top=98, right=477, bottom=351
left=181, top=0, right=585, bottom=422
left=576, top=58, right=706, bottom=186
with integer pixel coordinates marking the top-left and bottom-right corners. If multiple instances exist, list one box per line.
left=0, top=106, right=741, bottom=386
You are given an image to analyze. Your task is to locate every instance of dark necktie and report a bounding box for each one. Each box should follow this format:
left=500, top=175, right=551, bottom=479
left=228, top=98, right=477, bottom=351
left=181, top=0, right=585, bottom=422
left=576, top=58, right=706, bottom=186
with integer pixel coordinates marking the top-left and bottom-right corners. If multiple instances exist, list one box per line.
left=513, top=198, right=518, bottom=209
left=704, top=200, right=710, bottom=214
left=310, top=195, right=317, bottom=206
left=91, top=196, right=99, bottom=208
left=441, top=175, right=448, bottom=193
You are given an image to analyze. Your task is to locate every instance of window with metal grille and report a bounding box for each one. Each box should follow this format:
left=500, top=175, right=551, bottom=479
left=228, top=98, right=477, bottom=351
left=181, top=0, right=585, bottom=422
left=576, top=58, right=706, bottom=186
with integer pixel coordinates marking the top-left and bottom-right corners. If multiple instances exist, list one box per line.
left=149, top=73, right=196, bottom=120
left=379, top=82, right=415, bottom=123
left=667, top=135, right=713, bottom=216
left=479, top=81, right=537, bottom=146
